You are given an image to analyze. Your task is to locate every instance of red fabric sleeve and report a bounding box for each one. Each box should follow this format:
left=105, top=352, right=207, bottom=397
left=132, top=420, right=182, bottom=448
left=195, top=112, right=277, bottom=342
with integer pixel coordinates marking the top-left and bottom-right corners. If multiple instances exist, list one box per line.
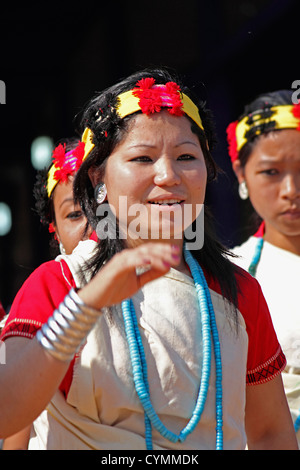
left=206, top=266, right=286, bottom=385
left=234, top=269, right=286, bottom=385
left=0, top=259, right=77, bottom=397
left=234, top=268, right=286, bottom=385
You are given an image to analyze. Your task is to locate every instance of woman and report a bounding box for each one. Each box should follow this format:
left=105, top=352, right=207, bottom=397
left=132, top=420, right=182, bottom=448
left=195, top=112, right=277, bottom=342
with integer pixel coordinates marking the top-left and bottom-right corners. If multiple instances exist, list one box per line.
left=1, top=138, right=92, bottom=450
left=34, top=137, right=92, bottom=256
left=0, top=70, right=297, bottom=450
left=227, top=89, right=300, bottom=442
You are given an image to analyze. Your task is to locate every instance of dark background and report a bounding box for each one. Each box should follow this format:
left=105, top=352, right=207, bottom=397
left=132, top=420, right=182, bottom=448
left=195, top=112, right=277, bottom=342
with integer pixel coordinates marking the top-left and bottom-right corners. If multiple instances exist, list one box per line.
left=0, top=0, right=298, bottom=309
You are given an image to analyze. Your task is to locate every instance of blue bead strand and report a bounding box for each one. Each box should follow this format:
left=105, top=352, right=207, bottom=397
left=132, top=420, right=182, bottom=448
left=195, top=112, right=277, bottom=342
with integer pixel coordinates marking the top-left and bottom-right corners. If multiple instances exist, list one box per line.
left=248, top=237, right=264, bottom=277
left=121, top=246, right=223, bottom=450
left=294, top=411, right=300, bottom=433
left=183, top=248, right=223, bottom=449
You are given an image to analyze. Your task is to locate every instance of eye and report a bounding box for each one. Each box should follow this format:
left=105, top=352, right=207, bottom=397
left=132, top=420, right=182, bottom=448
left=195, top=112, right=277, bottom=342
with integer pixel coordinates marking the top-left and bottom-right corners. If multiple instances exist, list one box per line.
left=260, top=168, right=279, bottom=176
left=67, top=210, right=83, bottom=220
left=130, top=156, right=152, bottom=163
left=177, top=154, right=195, bottom=161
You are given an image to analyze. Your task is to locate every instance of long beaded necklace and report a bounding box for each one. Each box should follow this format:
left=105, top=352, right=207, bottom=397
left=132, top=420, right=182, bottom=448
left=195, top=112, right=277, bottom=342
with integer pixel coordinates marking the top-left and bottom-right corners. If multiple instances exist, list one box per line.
left=121, top=245, right=223, bottom=450
left=248, top=236, right=300, bottom=435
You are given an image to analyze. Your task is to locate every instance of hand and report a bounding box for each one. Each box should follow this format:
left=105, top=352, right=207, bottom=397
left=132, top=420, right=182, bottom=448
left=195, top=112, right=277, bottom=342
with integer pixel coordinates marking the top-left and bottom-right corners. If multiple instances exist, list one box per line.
left=78, top=243, right=181, bottom=309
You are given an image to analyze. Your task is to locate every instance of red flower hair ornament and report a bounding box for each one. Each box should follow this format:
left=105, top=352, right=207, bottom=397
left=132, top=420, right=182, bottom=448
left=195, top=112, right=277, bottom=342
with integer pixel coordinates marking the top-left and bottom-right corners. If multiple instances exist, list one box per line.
left=132, top=78, right=185, bottom=117
left=47, top=141, right=85, bottom=197
left=80, top=77, right=205, bottom=164
left=226, top=121, right=239, bottom=163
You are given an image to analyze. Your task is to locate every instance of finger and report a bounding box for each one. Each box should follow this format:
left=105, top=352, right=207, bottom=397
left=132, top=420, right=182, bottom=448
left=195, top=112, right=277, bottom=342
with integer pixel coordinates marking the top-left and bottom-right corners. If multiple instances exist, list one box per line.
left=133, top=244, right=182, bottom=286
left=135, top=243, right=181, bottom=268
left=115, top=243, right=181, bottom=274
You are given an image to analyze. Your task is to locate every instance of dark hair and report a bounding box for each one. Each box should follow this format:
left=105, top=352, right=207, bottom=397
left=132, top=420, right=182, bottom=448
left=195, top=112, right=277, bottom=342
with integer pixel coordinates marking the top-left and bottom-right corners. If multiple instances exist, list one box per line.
left=74, top=68, right=240, bottom=319
left=238, top=89, right=294, bottom=168
left=236, top=90, right=294, bottom=236
left=33, top=137, right=81, bottom=255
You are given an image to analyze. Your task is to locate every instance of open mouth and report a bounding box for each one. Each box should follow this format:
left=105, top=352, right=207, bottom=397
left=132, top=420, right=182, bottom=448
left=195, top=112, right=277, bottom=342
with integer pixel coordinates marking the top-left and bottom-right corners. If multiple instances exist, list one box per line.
left=148, top=199, right=184, bottom=206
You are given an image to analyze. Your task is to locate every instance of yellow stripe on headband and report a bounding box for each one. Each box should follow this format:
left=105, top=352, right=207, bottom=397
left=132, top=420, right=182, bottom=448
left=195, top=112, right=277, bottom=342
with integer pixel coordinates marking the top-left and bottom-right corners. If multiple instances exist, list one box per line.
left=116, top=89, right=204, bottom=131
left=82, top=127, right=95, bottom=161
left=81, top=88, right=205, bottom=163
left=47, top=164, right=58, bottom=198
left=236, top=105, right=299, bottom=152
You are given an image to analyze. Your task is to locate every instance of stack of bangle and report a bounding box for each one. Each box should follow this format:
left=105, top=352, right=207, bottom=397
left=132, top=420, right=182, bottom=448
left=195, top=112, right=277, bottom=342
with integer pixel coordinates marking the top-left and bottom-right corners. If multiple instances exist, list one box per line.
left=36, top=288, right=101, bottom=362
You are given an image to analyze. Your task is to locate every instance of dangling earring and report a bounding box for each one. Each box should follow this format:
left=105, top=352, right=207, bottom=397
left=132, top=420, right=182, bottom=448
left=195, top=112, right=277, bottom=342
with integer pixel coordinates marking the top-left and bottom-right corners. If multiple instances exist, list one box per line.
left=238, top=181, right=249, bottom=200
left=94, top=183, right=107, bottom=204
left=59, top=242, right=66, bottom=255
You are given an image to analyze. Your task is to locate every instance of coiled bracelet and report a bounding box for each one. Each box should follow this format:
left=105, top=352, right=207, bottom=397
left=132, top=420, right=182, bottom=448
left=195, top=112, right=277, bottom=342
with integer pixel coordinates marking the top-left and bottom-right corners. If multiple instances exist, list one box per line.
left=36, top=288, right=101, bottom=362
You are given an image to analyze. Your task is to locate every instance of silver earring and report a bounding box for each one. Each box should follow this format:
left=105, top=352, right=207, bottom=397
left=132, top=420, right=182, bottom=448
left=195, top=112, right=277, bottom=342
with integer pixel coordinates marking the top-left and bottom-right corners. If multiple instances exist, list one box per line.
left=238, top=181, right=249, bottom=200
left=59, top=242, right=66, bottom=255
left=94, top=183, right=107, bottom=204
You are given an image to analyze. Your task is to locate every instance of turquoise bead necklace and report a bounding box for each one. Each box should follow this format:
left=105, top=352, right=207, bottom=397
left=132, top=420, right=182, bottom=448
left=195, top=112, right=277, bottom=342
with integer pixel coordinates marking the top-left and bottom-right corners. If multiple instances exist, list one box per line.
left=121, top=245, right=223, bottom=450
left=295, top=414, right=300, bottom=433
left=248, top=237, right=264, bottom=277
left=249, top=235, right=300, bottom=435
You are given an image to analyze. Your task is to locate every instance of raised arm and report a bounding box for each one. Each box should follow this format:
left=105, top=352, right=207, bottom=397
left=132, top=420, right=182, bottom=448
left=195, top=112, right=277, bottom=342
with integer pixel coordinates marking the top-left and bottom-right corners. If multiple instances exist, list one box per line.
left=0, top=243, right=181, bottom=438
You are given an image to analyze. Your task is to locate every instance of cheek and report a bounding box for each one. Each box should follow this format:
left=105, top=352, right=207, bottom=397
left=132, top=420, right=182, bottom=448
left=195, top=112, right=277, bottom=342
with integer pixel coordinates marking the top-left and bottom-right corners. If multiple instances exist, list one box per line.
left=105, top=163, right=133, bottom=202
left=247, top=182, right=278, bottom=220
left=191, top=170, right=207, bottom=201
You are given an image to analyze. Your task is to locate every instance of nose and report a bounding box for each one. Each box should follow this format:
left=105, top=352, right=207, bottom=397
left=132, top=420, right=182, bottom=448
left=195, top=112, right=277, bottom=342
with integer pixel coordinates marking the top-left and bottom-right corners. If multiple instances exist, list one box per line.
left=280, top=173, right=300, bottom=200
left=153, top=157, right=181, bottom=186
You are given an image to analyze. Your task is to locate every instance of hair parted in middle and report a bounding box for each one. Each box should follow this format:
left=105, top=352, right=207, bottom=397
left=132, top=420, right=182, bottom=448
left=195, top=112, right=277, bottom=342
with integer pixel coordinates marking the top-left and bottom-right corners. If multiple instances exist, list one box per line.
left=74, top=67, right=240, bottom=319
left=74, top=67, right=218, bottom=229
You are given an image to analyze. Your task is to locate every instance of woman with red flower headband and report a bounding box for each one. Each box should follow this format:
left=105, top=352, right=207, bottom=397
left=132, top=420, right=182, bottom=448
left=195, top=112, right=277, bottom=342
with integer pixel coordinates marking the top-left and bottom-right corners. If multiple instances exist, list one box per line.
left=1, top=138, right=93, bottom=450
left=34, top=137, right=92, bottom=256
left=0, top=70, right=297, bottom=450
left=227, top=89, right=300, bottom=443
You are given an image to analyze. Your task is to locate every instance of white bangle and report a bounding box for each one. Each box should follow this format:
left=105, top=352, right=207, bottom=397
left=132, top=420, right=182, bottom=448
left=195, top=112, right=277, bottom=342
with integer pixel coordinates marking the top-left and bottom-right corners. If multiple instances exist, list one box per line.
left=36, top=288, right=101, bottom=362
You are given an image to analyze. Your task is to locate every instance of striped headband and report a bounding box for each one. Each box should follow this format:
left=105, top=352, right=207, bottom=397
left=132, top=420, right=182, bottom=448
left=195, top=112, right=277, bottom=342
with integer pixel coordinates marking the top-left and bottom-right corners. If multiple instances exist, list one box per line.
left=81, top=77, right=205, bottom=162
left=47, top=141, right=85, bottom=197
left=227, top=103, right=300, bottom=162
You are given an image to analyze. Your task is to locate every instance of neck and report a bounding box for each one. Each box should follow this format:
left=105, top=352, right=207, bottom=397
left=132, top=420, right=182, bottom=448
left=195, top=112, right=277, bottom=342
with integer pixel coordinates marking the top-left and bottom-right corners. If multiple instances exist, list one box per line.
left=264, top=228, right=300, bottom=256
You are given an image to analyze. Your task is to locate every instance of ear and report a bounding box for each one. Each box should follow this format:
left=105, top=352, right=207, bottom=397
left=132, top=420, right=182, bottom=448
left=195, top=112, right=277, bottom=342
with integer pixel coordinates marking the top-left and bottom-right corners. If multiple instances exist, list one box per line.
left=232, top=159, right=245, bottom=184
left=88, top=166, right=103, bottom=188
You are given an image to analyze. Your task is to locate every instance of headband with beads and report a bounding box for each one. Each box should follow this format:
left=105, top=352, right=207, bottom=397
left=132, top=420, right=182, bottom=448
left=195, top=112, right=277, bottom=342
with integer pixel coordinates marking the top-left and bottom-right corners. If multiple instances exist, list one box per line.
left=227, top=103, right=300, bottom=162
left=47, top=141, right=85, bottom=197
left=81, top=77, right=205, bottom=162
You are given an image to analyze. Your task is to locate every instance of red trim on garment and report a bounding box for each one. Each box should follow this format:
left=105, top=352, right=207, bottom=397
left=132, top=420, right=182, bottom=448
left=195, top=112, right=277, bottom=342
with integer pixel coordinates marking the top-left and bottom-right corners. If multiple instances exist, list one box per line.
left=253, top=221, right=265, bottom=238
left=246, top=346, right=286, bottom=385
left=1, top=250, right=285, bottom=398
left=89, top=231, right=98, bottom=242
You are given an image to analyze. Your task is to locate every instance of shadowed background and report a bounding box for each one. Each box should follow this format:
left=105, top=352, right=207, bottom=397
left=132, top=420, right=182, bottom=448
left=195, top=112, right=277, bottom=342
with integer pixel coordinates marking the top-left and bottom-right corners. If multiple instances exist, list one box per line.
left=0, top=0, right=298, bottom=309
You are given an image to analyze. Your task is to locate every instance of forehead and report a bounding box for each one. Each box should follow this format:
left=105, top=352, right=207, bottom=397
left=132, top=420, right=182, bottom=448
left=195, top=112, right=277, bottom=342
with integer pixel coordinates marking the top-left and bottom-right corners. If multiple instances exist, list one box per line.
left=251, top=129, right=300, bottom=162
left=118, top=111, right=201, bottom=146
left=52, top=177, right=74, bottom=205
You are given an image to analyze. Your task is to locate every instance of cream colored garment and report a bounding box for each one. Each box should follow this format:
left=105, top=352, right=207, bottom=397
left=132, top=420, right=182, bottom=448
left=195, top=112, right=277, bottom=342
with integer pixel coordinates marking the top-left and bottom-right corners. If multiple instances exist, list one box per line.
left=232, top=237, right=300, bottom=445
left=30, top=241, right=248, bottom=450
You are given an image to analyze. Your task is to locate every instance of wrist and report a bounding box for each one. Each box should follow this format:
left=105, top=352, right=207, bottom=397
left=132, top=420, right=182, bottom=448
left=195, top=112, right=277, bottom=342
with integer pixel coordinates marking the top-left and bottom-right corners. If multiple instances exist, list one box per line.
left=36, top=288, right=102, bottom=362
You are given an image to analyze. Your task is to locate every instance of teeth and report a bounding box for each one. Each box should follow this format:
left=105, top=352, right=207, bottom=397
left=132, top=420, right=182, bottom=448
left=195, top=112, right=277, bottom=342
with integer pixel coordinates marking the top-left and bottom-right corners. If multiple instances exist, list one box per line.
left=149, top=200, right=182, bottom=205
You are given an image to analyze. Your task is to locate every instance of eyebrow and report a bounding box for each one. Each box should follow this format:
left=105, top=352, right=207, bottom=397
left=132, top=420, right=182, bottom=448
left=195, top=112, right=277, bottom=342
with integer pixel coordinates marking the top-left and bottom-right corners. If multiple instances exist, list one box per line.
left=59, top=197, right=74, bottom=209
left=255, top=156, right=283, bottom=165
left=128, top=140, right=199, bottom=149
left=175, top=140, right=199, bottom=148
